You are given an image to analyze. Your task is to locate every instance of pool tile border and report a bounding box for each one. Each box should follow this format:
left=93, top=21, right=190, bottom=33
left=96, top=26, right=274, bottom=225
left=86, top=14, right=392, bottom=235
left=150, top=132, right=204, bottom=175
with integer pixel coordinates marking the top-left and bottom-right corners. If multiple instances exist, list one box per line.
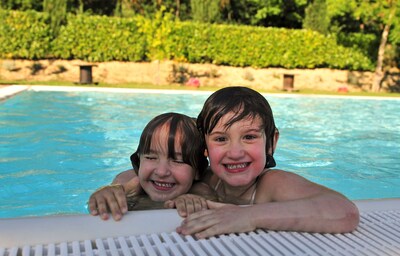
left=1, top=85, right=399, bottom=101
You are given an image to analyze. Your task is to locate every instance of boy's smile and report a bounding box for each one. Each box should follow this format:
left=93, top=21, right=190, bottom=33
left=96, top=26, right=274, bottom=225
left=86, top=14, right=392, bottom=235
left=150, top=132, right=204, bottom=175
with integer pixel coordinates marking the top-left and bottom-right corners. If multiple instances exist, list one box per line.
left=151, top=180, right=176, bottom=190
left=138, top=124, right=196, bottom=202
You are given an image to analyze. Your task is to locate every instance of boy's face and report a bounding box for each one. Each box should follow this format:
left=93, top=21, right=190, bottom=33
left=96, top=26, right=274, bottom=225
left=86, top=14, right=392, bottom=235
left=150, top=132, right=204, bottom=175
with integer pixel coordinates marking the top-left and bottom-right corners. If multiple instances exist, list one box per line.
left=138, top=125, right=196, bottom=202
left=205, top=112, right=267, bottom=187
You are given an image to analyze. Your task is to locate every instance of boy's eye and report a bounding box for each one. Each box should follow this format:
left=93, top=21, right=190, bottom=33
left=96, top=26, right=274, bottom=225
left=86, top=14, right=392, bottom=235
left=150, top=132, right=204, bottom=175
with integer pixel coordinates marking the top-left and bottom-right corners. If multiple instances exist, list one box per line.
left=172, top=159, right=185, bottom=164
left=144, top=155, right=157, bottom=160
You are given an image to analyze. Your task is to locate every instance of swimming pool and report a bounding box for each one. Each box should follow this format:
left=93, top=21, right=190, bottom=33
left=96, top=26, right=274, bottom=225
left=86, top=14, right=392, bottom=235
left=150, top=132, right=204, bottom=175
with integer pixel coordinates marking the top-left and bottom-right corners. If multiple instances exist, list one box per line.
left=1, top=86, right=399, bottom=218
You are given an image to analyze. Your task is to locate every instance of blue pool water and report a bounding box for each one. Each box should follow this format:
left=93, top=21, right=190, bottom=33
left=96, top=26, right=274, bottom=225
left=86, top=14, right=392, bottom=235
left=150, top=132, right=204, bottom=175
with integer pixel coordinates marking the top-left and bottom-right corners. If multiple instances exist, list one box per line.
left=1, top=89, right=399, bottom=218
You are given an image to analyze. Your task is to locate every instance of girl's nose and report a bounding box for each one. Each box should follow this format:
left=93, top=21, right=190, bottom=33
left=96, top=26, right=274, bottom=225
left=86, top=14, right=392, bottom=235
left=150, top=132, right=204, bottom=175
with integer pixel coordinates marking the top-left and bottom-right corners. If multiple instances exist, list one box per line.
left=227, top=141, right=245, bottom=158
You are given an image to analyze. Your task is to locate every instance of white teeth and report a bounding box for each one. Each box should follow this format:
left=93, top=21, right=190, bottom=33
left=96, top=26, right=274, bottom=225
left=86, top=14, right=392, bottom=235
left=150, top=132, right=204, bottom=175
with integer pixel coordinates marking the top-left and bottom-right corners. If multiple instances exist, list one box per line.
left=226, top=163, right=247, bottom=169
left=153, top=181, right=174, bottom=188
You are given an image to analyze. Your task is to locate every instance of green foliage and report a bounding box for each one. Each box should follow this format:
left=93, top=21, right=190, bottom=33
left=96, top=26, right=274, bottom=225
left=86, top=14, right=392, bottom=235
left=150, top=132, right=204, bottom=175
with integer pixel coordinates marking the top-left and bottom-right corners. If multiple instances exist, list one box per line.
left=388, top=0, right=400, bottom=44
left=303, top=0, right=329, bottom=35
left=169, top=23, right=373, bottom=70
left=51, top=14, right=147, bottom=61
left=0, top=0, right=42, bottom=11
left=190, top=0, right=221, bottom=23
left=336, top=32, right=379, bottom=61
left=239, top=0, right=308, bottom=28
left=136, top=6, right=177, bottom=61
left=0, top=10, right=52, bottom=59
left=0, top=9, right=374, bottom=70
left=114, top=0, right=136, bottom=17
left=43, top=0, right=67, bottom=36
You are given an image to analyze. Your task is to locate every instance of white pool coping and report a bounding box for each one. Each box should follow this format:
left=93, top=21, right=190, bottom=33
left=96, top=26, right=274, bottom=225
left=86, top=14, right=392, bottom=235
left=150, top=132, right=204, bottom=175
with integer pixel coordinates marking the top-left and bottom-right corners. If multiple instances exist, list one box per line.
left=0, top=85, right=30, bottom=100
left=0, top=198, right=399, bottom=255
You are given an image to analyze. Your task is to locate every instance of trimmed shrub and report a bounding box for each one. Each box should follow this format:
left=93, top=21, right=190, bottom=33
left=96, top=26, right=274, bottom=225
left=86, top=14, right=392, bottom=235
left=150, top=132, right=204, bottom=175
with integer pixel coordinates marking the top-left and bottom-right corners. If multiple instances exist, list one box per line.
left=0, top=10, right=52, bottom=59
left=0, top=10, right=374, bottom=70
left=51, top=14, right=146, bottom=61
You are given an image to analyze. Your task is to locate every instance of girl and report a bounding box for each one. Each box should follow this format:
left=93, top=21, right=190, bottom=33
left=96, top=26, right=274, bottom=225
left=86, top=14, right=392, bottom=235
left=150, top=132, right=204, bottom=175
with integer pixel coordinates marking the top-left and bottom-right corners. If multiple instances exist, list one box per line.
left=175, top=86, right=360, bottom=238
left=88, top=112, right=214, bottom=221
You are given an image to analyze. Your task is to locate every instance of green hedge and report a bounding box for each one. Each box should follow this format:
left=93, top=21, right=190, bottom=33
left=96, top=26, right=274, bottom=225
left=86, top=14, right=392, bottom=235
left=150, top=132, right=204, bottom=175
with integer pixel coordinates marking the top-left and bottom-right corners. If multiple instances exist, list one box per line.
left=51, top=14, right=147, bottom=62
left=0, top=10, right=374, bottom=71
left=171, top=23, right=374, bottom=70
left=0, top=10, right=52, bottom=59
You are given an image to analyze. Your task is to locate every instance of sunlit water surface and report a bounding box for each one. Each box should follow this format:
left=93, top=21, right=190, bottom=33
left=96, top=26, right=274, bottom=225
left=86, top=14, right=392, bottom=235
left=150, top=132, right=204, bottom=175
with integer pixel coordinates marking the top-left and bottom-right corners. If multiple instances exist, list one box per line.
left=1, top=90, right=399, bottom=218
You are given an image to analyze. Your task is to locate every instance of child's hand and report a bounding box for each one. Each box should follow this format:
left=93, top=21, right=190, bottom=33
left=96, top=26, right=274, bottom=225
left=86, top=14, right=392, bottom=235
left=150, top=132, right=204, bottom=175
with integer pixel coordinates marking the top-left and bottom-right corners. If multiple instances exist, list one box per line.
left=88, top=177, right=140, bottom=221
left=88, top=184, right=128, bottom=221
left=176, top=201, right=255, bottom=239
left=164, top=194, right=208, bottom=217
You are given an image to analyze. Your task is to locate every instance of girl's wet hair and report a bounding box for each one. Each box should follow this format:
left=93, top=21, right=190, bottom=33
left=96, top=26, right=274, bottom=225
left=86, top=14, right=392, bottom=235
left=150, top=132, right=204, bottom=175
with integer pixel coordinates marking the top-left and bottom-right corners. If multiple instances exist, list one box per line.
left=197, top=86, right=277, bottom=168
left=130, top=112, right=208, bottom=180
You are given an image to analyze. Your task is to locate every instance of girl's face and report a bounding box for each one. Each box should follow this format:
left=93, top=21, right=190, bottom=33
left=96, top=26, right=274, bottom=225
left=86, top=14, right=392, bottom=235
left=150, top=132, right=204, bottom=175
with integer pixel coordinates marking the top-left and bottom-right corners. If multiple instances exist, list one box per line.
left=138, top=125, right=196, bottom=202
left=205, top=111, right=267, bottom=187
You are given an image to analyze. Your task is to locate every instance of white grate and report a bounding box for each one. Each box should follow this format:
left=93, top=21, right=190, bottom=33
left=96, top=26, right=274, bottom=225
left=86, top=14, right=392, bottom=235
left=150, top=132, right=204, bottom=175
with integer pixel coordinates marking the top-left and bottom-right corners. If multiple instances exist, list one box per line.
left=1, top=209, right=400, bottom=256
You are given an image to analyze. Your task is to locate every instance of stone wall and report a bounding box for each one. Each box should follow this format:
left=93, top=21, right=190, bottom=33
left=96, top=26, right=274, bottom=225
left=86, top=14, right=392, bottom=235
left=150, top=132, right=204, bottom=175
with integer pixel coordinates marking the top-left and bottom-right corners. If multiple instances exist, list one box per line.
left=0, top=59, right=383, bottom=92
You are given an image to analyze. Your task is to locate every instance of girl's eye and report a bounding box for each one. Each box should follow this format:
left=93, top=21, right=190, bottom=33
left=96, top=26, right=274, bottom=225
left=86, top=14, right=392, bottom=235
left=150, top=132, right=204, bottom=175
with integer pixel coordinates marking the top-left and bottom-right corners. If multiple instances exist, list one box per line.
left=244, top=134, right=257, bottom=140
left=214, top=136, right=227, bottom=142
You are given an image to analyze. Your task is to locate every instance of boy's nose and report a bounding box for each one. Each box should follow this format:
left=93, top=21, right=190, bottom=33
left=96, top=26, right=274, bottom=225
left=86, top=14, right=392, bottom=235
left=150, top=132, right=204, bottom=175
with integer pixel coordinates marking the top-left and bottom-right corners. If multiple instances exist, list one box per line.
left=154, top=162, right=171, bottom=177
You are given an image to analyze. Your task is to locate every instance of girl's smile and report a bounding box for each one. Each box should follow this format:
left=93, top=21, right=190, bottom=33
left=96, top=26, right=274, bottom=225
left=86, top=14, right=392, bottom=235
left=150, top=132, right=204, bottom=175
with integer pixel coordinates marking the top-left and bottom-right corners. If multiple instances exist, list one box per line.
left=205, top=111, right=267, bottom=188
left=224, top=162, right=250, bottom=173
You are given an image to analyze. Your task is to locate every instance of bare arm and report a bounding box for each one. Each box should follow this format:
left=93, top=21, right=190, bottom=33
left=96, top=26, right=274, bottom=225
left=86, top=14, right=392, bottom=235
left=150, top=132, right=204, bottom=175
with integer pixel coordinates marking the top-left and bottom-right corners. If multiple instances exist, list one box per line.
left=251, top=170, right=359, bottom=233
left=112, top=169, right=142, bottom=197
left=88, top=169, right=141, bottom=221
left=177, top=170, right=359, bottom=238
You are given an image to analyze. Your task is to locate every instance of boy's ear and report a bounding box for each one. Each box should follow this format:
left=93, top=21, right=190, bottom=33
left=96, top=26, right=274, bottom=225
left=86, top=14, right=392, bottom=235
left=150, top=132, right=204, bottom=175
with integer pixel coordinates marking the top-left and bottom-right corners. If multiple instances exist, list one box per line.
left=130, top=152, right=140, bottom=173
left=204, top=149, right=208, bottom=157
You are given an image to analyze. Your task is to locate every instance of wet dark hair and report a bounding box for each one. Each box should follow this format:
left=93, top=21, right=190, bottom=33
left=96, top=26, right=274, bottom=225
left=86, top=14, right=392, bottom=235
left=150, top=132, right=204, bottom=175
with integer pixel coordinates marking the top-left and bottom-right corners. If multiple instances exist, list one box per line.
left=130, top=112, right=208, bottom=180
left=197, top=86, right=277, bottom=168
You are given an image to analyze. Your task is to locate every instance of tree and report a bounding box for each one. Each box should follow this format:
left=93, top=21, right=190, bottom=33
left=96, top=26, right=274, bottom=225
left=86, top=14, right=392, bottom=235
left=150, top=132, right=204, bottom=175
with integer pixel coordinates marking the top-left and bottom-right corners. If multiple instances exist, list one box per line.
left=43, top=0, right=67, bottom=37
left=0, top=0, right=42, bottom=10
left=218, top=0, right=307, bottom=28
left=114, top=0, right=136, bottom=17
left=327, top=0, right=400, bottom=91
left=372, top=0, right=398, bottom=92
left=190, top=0, right=220, bottom=23
left=303, top=0, right=329, bottom=35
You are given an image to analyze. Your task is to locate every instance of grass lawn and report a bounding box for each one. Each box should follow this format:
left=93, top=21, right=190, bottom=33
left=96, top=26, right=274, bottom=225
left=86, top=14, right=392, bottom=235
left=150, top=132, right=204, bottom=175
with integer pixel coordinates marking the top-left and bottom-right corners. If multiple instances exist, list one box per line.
left=1, top=79, right=399, bottom=98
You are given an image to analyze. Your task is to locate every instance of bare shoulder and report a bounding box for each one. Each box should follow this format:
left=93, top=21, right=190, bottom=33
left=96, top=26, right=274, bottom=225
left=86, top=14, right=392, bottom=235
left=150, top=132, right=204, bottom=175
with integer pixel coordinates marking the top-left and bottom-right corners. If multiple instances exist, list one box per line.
left=257, top=169, right=335, bottom=201
left=259, top=169, right=308, bottom=184
left=112, top=169, right=136, bottom=185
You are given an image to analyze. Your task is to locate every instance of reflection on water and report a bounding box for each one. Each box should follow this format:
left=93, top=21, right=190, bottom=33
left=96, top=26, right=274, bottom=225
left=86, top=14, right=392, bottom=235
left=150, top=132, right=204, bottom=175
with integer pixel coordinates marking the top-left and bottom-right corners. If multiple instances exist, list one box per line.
left=1, top=90, right=399, bottom=218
